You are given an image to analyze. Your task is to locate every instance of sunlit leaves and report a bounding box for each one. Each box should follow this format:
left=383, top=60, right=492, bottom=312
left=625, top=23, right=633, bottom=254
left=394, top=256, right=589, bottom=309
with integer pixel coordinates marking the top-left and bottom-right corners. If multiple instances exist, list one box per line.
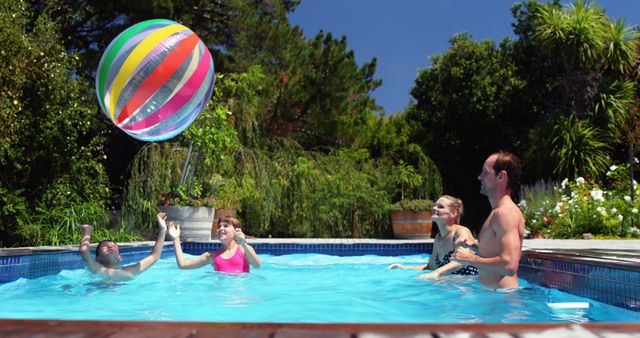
left=552, top=115, right=611, bottom=179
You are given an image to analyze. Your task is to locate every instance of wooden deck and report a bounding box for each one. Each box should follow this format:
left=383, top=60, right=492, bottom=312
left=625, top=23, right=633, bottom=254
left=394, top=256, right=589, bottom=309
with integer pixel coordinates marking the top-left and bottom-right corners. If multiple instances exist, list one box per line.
left=1, top=319, right=640, bottom=337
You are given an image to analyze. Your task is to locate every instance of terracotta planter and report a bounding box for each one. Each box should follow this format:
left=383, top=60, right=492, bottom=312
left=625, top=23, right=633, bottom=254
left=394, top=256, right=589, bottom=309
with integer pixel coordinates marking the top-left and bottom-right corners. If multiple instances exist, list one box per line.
left=390, top=210, right=432, bottom=239
left=210, top=209, right=238, bottom=238
left=159, top=206, right=215, bottom=242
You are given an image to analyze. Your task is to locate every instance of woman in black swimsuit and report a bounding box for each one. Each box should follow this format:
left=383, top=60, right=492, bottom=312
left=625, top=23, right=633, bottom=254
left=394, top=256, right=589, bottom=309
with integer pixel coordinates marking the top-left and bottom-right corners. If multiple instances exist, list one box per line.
left=389, top=195, right=478, bottom=278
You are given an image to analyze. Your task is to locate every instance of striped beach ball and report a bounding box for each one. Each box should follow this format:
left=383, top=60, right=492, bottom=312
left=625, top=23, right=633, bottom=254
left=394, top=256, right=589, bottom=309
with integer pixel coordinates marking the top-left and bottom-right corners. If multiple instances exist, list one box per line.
left=96, top=19, right=215, bottom=141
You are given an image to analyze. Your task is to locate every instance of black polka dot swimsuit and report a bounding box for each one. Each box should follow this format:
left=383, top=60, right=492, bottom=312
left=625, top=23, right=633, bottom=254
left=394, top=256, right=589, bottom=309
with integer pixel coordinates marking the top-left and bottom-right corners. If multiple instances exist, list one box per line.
left=434, top=243, right=479, bottom=275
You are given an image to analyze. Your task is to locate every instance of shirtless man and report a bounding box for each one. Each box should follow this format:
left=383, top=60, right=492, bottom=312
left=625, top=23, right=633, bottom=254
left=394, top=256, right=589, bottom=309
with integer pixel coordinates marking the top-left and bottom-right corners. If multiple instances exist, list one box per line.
left=453, top=151, right=525, bottom=289
left=76, top=212, right=167, bottom=281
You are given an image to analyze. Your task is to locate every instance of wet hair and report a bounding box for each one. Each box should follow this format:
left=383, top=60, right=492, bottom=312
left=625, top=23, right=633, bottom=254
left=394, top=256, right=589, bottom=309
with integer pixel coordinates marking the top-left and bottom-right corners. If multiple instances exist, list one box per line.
left=218, top=216, right=240, bottom=228
left=440, top=195, right=464, bottom=223
left=491, top=151, right=522, bottom=199
left=95, top=240, right=117, bottom=258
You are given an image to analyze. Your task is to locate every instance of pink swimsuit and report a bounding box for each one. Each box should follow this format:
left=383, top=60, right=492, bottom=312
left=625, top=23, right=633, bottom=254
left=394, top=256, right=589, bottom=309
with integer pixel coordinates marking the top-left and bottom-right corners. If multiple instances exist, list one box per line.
left=213, top=246, right=250, bottom=273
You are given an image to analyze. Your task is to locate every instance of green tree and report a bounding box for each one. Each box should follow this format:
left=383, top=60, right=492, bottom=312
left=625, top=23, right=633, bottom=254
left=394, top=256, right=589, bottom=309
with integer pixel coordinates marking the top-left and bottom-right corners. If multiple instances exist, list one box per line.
left=0, top=0, right=114, bottom=246
left=533, top=0, right=638, bottom=178
left=353, top=112, right=442, bottom=203
left=535, top=0, right=637, bottom=120
left=406, top=33, right=529, bottom=228
left=509, top=0, right=563, bottom=180
left=36, top=0, right=384, bottom=186
left=234, top=25, right=383, bottom=149
left=357, top=113, right=412, bottom=158
left=26, top=0, right=303, bottom=200
left=218, top=66, right=271, bottom=148
left=35, top=0, right=300, bottom=77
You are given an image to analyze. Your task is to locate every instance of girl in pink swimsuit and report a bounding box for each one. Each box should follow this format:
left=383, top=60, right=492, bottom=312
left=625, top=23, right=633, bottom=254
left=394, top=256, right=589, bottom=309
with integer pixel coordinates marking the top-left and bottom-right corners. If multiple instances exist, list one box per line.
left=213, top=243, right=250, bottom=273
left=168, top=216, right=261, bottom=274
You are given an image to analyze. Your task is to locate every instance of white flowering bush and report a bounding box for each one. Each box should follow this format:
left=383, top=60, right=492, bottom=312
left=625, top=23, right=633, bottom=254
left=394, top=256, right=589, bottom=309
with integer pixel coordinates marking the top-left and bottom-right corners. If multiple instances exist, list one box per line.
left=519, top=162, right=640, bottom=238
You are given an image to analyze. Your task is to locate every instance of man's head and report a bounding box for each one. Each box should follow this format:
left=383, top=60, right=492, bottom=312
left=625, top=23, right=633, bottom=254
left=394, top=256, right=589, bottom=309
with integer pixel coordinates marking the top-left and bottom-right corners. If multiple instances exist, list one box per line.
left=479, top=151, right=521, bottom=198
left=95, top=240, right=122, bottom=267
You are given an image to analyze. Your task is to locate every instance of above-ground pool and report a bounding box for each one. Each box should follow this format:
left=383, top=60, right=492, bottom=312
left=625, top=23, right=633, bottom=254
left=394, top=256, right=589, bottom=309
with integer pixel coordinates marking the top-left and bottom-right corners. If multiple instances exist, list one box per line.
left=1, top=253, right=638, bottom=323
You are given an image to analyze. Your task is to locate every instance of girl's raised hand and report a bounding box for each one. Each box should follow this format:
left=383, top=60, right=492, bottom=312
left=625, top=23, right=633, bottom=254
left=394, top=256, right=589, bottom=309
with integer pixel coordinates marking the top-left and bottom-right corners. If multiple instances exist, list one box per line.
left=167, top=222, right=180, bottom=240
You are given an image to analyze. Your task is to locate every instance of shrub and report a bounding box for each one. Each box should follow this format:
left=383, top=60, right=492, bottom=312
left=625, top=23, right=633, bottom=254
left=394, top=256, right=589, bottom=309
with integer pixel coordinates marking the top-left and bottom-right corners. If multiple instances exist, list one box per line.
left=15, top=199, right=142, bottom=246
left=0, top=187, right=28, bottom=247
left=551, top=116, right=611, bottom=179
left=519, top=162, right=640, bottom=238
left=233, top=144, right=393, bottom=238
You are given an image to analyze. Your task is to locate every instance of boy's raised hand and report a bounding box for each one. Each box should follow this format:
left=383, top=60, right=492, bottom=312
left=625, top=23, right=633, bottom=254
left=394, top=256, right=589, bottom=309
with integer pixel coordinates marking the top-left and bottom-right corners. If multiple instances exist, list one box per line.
left=76, top=223, right=93, bottom=233
left=157, top=212, right=168, bottom=232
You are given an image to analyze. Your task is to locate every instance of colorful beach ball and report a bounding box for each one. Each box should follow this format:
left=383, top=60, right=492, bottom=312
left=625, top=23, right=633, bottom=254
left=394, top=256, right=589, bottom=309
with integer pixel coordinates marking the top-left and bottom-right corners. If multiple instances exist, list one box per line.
left=96, top=19, right=215, bottom=141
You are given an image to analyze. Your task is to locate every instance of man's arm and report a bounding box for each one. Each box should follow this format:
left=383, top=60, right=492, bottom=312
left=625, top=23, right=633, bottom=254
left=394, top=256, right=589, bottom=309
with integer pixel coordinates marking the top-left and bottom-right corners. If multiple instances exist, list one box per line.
left=453, top=210, right=520, bottom=276
left=123, top=213, right=167, bottom=275
left=77, top=224, right=100, bottom=274
left=454, top=226, right=480, bottom=255
left=418, top=234, right=470, bottom=278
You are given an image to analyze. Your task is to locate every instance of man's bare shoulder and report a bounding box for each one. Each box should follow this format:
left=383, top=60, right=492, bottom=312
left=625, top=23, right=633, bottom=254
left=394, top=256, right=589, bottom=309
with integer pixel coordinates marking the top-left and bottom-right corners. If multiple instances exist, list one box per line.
left=493, top=203, right=524, bottom=230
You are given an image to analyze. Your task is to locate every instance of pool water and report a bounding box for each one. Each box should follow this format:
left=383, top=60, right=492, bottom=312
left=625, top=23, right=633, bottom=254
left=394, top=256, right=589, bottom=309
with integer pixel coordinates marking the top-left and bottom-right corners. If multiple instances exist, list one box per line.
left=1, top=254, right=638, bottom=323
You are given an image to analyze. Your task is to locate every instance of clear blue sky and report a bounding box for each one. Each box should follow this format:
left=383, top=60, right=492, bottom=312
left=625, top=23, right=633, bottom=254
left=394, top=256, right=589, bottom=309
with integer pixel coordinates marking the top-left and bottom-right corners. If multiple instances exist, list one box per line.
left=288, top=0, right=640, bottom=115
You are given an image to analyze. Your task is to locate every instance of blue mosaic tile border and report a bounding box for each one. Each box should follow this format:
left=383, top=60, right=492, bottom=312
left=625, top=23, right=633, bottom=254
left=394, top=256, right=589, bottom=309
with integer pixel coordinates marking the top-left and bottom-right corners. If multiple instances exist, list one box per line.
left=182, top=242, right=432, bottom=257
left=518, top=251, right=640, bottom=311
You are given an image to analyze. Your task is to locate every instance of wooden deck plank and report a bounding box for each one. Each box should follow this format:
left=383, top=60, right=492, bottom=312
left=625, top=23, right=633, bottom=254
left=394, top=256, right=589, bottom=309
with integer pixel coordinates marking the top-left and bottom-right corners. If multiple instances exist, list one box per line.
left=1, top=319, right=640, bottom=338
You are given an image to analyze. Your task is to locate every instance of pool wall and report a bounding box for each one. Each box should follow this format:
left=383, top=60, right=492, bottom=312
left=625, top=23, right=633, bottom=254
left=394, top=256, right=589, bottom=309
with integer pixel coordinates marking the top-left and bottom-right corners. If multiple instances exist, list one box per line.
left=0, top=240, right=638, bottom=311
left=519, top=250, right=639, bottom=310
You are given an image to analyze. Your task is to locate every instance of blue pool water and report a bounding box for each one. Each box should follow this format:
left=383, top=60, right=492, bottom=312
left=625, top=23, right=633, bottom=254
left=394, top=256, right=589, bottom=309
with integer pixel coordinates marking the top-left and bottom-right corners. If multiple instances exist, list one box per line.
left=1, top=254, right=638, bottom=323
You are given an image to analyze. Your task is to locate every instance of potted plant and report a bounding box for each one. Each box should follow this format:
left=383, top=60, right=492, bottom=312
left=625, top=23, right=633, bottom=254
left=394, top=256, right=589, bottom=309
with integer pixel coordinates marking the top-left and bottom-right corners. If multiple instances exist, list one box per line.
left=389, top=199, right=434, bottom=239
left=158, top=182, right=216, bottom=242
left=390, top=161, right=434, bottom=239
left=158, top=184, right=216, bottom=208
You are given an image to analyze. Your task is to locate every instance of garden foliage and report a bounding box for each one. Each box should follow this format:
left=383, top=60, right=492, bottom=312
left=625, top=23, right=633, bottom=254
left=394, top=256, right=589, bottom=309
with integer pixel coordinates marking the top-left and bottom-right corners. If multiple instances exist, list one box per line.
left=520, top=162, right=640, bottom=238
left=2, top=0, right=640, bottom=245
left=0, top=1, right=139, bottom=246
